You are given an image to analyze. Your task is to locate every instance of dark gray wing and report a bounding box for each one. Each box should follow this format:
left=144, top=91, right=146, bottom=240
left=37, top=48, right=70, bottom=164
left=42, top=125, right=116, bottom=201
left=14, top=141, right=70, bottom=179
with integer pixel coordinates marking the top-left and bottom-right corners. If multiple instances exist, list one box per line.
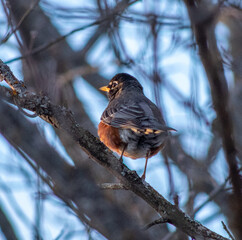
left=101, top=99, right=174, bottom=132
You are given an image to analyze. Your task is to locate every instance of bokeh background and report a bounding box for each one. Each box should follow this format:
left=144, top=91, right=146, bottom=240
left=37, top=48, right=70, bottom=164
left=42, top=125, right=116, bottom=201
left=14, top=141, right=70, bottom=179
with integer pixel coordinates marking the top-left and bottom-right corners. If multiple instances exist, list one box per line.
left=0, top=0, right=242, bottom=239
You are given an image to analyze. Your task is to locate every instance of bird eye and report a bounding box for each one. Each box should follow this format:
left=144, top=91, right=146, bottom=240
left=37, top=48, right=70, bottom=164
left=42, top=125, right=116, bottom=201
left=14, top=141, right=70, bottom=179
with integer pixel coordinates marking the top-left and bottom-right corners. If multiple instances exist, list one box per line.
left=112, top=81, right=118, bottom=87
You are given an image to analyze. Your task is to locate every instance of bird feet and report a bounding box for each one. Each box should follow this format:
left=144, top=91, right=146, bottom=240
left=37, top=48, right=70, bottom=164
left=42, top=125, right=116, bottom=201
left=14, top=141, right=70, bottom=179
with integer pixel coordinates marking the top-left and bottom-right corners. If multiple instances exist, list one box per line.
left=141, top=173, right=146, bottom=180
left=119, top=156, right=123, bottom=164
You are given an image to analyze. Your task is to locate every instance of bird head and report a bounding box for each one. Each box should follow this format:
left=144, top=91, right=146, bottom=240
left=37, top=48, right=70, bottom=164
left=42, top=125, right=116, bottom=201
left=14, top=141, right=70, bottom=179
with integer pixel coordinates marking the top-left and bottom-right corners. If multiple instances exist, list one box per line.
left=100, top=73, right=143, bottom=100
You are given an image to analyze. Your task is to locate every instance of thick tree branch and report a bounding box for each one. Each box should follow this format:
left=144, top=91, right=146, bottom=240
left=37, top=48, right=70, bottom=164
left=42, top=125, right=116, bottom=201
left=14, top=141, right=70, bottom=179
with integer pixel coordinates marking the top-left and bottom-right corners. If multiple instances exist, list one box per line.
left=0, top=60, right=229, bottom=240
left=0, top=98, right=150, bottom=240
left=6, top=2, right=170, bottom=237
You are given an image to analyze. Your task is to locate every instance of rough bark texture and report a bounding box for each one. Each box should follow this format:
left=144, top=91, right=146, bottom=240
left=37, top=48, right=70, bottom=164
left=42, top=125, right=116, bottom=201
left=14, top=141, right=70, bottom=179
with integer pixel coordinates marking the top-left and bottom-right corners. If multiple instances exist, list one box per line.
left=1, top=0, right=241, bottom=239
left=0, top=59, right=229, bottom=240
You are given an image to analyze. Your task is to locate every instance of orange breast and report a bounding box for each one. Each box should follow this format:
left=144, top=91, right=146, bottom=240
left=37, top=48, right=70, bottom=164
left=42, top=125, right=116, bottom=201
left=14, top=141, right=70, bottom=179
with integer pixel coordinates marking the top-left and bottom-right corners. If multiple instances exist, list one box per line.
left=98, top=121, right=165, bottom=159
left=98, top=122, right=124, bottom=155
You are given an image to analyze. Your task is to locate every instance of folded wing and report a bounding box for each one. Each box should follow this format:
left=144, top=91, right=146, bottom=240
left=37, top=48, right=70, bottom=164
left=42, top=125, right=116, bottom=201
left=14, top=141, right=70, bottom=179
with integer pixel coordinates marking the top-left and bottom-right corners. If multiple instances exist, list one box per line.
left=101, top=99, right=175, bottom=133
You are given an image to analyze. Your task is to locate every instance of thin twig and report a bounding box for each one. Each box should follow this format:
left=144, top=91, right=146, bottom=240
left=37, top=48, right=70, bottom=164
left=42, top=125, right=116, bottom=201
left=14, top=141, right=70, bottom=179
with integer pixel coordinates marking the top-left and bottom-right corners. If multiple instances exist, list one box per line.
left=1, top=0, right=40, bottom=44
left=163, top=152, right=177, bottom=205
left=143, top=217, right=170, bottom=230
left=5, top=6, right=129, bottom=64
left=221, top=221, right=235, bottom=240
left=193, top=176, right=229, bottom=217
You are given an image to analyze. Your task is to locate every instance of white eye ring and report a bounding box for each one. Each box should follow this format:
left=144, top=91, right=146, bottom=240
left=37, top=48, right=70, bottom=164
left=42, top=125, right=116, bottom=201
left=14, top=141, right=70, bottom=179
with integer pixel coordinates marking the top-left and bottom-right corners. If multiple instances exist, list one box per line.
left=112, top=81, right=118, bottom=87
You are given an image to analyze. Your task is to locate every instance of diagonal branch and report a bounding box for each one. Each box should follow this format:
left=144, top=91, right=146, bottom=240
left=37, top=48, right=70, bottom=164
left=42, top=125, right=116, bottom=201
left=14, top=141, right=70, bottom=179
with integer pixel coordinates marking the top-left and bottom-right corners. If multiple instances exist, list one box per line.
left=5, top=0, right=137, bottom=64
left=0, top=60, right=229, bottom=240
left=0, top=206, right=18, bottom=240
left=0, top=98, right=150, bottom=240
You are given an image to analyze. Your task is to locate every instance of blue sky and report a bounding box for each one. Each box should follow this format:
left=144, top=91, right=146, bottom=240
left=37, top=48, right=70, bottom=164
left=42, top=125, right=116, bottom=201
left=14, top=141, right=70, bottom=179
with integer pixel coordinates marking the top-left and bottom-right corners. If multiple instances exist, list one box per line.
left=0, top=0, right=231, bottom=239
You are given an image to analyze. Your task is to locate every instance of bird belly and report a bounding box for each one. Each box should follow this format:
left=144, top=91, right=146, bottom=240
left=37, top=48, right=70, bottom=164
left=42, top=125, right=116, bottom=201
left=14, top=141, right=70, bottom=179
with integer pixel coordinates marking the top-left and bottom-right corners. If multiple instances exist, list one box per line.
left=98, top=122, right=124, bottom=155
left=98, top=122, right=166, bottom=159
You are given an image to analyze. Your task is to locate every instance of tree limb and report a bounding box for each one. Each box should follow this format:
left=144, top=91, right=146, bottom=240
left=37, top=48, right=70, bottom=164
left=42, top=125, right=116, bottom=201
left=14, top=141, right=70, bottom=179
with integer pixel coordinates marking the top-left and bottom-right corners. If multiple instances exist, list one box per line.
left=0, top=98, right=150, bottom=240
left=0, top=59, right=229, bottom=240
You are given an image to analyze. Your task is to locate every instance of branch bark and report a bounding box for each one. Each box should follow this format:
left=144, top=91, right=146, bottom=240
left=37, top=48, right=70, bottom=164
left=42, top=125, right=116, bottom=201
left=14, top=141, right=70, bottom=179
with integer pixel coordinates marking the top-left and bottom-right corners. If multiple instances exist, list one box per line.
left=0, top=98, right=150, bottom=240
left=5, top=1, right=171, bottom=237
left=0, top=59, right=229, bottom=240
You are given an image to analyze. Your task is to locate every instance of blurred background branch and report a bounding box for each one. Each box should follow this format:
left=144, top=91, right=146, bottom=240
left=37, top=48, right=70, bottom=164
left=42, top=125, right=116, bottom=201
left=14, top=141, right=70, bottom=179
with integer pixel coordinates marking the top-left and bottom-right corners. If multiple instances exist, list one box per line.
left=0, top=0, right=241, bottom=239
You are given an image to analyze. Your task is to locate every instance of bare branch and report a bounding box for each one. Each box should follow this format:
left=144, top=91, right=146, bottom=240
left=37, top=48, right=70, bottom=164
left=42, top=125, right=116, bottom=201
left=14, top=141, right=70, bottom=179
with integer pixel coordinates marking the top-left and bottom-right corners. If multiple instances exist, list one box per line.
left=5, top=0, right=137, bottom=64
left=221, top=221, right=235, bottom=240
left=0, top=98, right=150, bottom=240
left=5, top=20, right=106, bottom=64
left=0, top=0, right=40, bottom=44
left=0, top=59, right=230, bottom=240
left=0, top=206, right=19, bottom=240
left=183, top=0, right=241, bottom=198
left=144, top=217, right=170, bottom=230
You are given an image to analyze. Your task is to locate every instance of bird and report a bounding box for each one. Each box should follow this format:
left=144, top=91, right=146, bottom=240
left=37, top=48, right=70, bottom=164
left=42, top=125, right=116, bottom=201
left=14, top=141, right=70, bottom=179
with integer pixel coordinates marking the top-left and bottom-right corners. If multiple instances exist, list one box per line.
left=98, top=73, right=175, bottom=179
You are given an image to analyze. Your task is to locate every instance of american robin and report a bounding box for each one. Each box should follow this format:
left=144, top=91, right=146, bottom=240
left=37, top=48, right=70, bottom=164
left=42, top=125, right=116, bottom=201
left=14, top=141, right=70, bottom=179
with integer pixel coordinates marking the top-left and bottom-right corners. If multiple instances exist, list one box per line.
left=98, top=73, right=175, bottom=179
